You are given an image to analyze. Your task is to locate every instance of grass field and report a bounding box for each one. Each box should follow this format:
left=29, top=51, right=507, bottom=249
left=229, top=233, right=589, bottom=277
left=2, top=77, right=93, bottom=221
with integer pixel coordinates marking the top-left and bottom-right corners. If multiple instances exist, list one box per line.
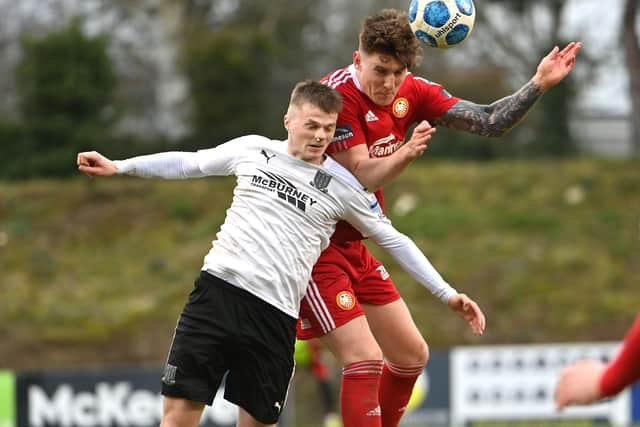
left=0, top=158, right=638, bottom=368
left=1, top=158, right=639, bottom=425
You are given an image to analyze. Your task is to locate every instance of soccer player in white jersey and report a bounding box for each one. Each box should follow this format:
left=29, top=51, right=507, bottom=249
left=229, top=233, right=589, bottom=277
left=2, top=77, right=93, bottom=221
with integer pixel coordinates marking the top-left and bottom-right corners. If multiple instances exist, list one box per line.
left=77, top=80, right=485, bottom=427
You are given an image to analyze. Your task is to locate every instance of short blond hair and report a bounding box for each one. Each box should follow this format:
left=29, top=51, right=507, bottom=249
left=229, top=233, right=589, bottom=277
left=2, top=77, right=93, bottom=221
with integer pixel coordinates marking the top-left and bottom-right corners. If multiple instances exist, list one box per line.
left=289, top=80, right=343, bottom=114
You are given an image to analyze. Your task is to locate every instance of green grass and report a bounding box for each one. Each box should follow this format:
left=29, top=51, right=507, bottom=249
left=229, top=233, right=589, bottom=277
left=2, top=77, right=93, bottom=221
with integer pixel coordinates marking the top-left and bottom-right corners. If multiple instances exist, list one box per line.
left=373, top=158, right=639, bottom=347
left=0, top=158, right=638, bottom=369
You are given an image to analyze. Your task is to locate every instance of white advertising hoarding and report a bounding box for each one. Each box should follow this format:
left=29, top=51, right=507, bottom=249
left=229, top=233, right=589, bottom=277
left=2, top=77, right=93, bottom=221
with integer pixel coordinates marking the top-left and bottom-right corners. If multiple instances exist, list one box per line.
left=451, top=343, right=630, bottom=426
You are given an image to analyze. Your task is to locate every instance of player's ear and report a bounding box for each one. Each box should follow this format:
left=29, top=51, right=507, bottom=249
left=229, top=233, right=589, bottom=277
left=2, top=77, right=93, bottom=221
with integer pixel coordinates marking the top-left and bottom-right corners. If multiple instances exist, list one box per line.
left=353, top=50, right=361, bottom=70
left=283, top=114, right=289, bottom=131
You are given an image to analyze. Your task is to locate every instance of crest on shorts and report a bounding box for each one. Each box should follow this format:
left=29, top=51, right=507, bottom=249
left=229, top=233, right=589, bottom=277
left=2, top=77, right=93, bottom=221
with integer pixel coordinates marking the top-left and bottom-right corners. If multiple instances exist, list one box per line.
left=336, top=291, right=356, bottom=310
left=310, top=170, right=332, bottom=193
left=162, top=364, right=177, bottom=385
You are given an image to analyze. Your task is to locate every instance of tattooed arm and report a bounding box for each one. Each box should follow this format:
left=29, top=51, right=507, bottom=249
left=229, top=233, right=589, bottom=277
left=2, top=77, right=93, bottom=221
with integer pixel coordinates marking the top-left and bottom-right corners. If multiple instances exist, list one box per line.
left=433, top=41, right=582, bottom=137
left=433, top=80, right=543, bottom=137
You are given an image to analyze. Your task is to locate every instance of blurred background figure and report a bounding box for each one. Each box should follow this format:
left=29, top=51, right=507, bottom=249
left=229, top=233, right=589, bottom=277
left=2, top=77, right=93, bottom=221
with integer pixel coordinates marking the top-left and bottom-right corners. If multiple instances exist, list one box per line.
left=295, top=339, right=342, bottom=427
left=555, top=313, right=640, bottom=409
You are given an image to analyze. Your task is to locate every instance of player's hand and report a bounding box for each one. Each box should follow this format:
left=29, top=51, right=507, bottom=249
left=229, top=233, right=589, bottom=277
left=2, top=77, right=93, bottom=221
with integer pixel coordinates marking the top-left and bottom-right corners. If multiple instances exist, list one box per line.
left=555, top=359, right=606, bottom=410
left=77, top=151, right=117, bottom=177
left=448, top=293, right=485, bottom=336
left=533, top=41, right=582, bottom=90
left=403, top=120, right=436, bottom=159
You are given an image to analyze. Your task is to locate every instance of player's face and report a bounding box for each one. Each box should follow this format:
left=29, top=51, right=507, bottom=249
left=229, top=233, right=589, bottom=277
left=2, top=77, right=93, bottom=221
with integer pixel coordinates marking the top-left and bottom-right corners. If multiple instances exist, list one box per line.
left=284, top=103, right=338, bottom=165
left=354, top=50, right=407, bottom=106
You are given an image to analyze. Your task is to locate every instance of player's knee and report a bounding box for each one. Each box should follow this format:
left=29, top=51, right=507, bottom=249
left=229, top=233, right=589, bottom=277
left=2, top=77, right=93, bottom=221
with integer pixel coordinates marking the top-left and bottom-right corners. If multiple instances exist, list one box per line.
left=160, top=397, right=203, bottom=427
left=336, top=337, right=383, bottom=365
left=343, top=346, right=383, bottom=365
left=390, top=338, right=429, bottom=367
left=418, top=340, right=430, bottom=365
left=409, top=338, right=429, bottom=366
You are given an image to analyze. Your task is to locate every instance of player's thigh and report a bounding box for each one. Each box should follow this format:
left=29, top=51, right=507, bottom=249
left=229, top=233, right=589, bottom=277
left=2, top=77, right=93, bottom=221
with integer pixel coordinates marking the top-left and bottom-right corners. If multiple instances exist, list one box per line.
left=160, top=396, right=205, bottom=427
left=225, top=348, right=294, bottom=424
left=162, top=273, right=229, bottom=405
left=320, top=315, right=383, bottom=365
left=225, top=295, right=297, bottom=425
left=362, top=298, right=428, bottom=365
left=298, top=269, right=366, bottom=340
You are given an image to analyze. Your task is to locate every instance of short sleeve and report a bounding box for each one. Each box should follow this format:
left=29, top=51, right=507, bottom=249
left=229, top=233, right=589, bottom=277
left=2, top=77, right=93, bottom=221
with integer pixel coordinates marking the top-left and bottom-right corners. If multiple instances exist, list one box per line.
left=411, top=76, right=460, bottom=120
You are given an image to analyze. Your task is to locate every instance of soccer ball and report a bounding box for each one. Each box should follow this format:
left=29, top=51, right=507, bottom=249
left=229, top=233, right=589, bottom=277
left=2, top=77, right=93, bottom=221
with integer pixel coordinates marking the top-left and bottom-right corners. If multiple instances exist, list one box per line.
left=408, top=0, right=476, bottom=49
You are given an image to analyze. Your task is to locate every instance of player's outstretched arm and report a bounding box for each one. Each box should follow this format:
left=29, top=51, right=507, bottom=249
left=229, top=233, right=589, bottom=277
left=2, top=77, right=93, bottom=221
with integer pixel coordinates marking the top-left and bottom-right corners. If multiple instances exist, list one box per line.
left=448, top=293, right=485, bottom=336
left=555, top=314, right=640, bottom=410
left=77, top=151, right=117, bottom=177
left=433, top=41, right=582, bottom=137
left=77, top=150, right=217, bottom=180
left=79, top=139, right=244, bottom=180
left=349, top=207, right=485, bottom=336
left=532, top=41, right=582, bottom=91
left=555, top=359, right=605, bottom=409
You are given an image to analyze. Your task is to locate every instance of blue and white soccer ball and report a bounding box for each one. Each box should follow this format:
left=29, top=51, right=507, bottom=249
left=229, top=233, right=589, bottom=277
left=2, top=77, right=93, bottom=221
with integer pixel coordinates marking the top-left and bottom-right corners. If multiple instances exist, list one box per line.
left=408, top=0, right=476, bottom=49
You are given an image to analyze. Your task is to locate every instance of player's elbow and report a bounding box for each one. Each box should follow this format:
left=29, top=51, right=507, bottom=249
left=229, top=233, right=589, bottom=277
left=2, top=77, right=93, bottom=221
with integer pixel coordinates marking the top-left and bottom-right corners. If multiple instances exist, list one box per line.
left=487, top=127, right=510, bottom=138
left=351, top=165, right=382, bottom=192
left=474, top=119, right=514, bottom=138
left=482, top=118, right=512, bottom=137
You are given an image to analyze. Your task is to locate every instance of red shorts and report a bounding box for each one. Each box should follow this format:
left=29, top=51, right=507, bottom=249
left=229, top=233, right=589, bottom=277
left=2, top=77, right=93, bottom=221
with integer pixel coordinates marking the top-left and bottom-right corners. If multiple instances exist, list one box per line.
left=297, top=240, right=400, bottom=340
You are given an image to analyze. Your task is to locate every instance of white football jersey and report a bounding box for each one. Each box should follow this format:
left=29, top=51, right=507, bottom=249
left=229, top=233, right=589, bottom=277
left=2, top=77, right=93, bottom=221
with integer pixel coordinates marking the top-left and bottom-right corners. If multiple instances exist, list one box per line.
left=115, top=135, right=455, bottom=318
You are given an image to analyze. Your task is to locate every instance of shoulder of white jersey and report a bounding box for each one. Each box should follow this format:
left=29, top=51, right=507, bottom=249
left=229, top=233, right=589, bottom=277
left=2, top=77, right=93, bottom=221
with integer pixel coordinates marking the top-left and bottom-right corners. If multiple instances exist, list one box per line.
left=229, top=134, right=286, bottom=153
left=230, top=134, right=273, bottom=147
left=322, top=156, right=369, bottom=193
left=321, top=66, right=353, bottom=89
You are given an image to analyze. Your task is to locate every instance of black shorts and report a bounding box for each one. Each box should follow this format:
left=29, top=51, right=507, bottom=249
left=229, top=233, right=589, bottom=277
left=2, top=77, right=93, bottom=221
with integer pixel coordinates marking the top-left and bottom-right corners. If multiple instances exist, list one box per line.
left=161, top=271, right=297, bottom=424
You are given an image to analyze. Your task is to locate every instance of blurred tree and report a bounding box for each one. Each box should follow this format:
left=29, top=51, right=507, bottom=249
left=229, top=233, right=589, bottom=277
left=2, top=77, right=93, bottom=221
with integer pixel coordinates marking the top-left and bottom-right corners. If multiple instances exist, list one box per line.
left=3, top=20, right=116, bottom=178
left=181, top=26, right=277, bottom=145
left=180, top=0, right=331, bottom=147
left=465, top=0, right=585, bottom=157
left=622, top=0, right=639, bottom=156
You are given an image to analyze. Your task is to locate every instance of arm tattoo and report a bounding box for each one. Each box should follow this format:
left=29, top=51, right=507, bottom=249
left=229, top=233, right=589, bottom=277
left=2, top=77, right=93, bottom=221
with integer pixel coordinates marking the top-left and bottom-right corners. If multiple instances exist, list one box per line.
left=433, top=80, right=544, bottom=137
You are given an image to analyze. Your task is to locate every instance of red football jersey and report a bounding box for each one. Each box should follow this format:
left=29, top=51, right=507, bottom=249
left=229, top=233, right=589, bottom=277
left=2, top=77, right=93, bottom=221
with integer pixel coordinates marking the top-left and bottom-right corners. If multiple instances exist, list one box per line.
left=600, top=314, right=640, bottom=397
left=322, top=65, right=460, bottom=242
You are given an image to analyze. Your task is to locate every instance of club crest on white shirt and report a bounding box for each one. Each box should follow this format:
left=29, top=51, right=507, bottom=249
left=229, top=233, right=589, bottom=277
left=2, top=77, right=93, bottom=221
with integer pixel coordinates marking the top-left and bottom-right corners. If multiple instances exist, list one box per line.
left=310, top=170, right=332, bottom=193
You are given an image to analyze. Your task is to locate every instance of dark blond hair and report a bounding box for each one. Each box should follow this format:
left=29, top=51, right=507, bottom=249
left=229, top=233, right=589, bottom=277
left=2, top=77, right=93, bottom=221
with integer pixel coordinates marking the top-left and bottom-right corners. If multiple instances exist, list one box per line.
left=289, top=80, right=343, bottom=114
left=359, top=9, right=421, bottom=69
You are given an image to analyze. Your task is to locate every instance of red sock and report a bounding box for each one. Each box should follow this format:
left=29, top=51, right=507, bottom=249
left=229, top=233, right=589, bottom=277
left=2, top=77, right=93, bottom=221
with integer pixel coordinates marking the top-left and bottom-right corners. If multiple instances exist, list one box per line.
left=379, top=362, right=423, bottom=427
left=340, top=360, right=383, bottom=427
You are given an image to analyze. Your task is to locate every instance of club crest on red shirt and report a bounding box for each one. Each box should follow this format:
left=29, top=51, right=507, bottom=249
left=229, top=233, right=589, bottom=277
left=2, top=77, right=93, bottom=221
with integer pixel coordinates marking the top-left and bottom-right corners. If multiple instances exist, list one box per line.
left=392, top=97, right=410, bottom=118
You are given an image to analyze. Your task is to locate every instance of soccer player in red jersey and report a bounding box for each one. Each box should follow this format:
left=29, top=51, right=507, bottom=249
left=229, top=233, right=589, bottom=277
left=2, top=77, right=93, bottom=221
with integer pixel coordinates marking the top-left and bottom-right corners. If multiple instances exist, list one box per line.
left=297, top=9, right=582, bottom=427
left=555, top=314, right=640, bottom=409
